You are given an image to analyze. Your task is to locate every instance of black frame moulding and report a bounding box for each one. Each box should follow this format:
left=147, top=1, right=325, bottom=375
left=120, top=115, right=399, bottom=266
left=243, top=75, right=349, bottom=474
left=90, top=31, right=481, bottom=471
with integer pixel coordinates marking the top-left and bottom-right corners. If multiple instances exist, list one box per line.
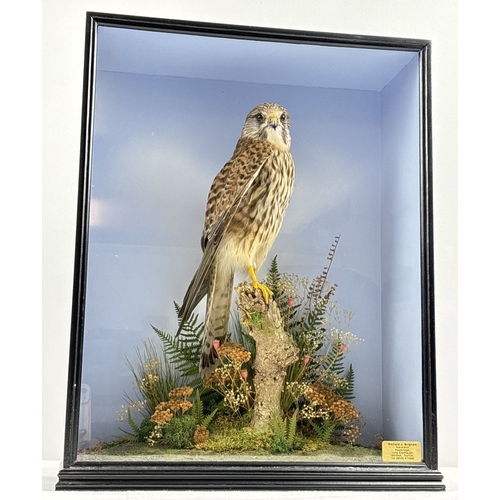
left=56, top=11, right=443, bottom=491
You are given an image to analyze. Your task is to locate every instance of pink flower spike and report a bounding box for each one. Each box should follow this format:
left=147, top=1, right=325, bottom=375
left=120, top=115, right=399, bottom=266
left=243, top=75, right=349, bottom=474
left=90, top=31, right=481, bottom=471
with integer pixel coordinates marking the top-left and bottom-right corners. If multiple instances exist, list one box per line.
left=213, top=340, right=220, bottom=351
left=303, top=355, right=310, bottom=365
left=287, top=297, right=295, bottom=308
left=340, top=343, right=346, bottom=351
left=240, top=369, right=248, bottom=380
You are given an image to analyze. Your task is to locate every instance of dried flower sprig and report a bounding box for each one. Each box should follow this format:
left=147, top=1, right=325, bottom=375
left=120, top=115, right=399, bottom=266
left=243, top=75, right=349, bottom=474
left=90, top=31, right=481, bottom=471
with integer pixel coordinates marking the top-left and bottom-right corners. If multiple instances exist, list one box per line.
left=203, top=342, right=254, bottom=414
left=147, top=386, right=194, bottom=446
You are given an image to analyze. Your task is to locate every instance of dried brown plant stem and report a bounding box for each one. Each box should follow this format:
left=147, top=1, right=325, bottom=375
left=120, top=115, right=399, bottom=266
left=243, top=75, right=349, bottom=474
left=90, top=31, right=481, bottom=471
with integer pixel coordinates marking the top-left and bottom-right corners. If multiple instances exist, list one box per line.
left=235, top=282, right=299, bottom=431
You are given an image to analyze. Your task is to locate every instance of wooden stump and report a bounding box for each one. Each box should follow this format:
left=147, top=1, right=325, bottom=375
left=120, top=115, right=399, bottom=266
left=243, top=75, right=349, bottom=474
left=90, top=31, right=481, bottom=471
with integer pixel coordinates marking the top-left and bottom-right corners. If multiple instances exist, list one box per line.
left=235, top=282, right=299, bottom=431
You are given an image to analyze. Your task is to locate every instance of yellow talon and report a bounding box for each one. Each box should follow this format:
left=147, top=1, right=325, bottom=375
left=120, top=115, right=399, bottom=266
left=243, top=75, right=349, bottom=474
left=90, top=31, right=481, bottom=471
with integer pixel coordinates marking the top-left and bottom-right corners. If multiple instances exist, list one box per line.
left=247, top=266, right=273, bottom=304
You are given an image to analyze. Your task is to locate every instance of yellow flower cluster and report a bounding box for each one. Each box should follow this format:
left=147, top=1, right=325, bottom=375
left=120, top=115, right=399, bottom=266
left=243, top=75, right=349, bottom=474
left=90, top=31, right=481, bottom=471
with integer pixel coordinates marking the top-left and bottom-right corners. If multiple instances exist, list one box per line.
left=168, top=386, right=193, bottom=400
left=203, top=370, right=226, bottom=388
left=203, top=343, right=252, bottom=388
left=140, top=373, right=160, bottom=391
left=202, top=343, right=253, bottom=413
left=143, top=358, right=161, bottom=371
left=193, top=425, right=210, bottom=444
left=304, top=382, right=359, bottom=424
left=343, top=423, right=362, bottom=444
left=150, top=386, right=194, bottom=425
left=165, top=398, right=192, bottom=415
left=150, top=402, right=174, bottom=425
left=116, top=400, right=146, bottom=422
left=217, top=342, right=252, bottom=365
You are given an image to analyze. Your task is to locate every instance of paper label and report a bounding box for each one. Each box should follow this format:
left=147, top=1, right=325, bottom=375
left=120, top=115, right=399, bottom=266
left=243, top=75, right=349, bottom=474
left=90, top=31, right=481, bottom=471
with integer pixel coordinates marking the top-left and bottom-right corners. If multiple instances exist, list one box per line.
left=382, top=441, right=422, bottom=462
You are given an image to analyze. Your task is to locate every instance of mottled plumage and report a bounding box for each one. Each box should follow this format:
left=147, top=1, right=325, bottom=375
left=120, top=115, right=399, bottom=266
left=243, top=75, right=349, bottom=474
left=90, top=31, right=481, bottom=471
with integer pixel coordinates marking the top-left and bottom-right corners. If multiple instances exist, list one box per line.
left=177, top=103, right=295, bottom=377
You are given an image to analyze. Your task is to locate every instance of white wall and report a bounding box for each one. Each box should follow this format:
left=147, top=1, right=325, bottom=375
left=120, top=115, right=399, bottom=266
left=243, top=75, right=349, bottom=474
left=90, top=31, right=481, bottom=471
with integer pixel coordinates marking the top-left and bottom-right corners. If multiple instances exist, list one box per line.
left=381, top=56, right=423, bottom=442
left=42, top=0, right=458, bottom=467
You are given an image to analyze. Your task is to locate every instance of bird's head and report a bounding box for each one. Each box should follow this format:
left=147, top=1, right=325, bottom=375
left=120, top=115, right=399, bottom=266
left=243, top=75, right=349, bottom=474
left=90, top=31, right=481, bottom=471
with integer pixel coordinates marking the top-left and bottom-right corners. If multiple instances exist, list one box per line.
left=240, top=103, right=291, bottom=151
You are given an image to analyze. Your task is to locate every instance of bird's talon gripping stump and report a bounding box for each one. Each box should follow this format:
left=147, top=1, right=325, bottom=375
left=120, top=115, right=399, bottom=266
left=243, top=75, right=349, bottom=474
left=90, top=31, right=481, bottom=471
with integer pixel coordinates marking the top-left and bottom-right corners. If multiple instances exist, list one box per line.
left=247, top=265, right=273, bottom=304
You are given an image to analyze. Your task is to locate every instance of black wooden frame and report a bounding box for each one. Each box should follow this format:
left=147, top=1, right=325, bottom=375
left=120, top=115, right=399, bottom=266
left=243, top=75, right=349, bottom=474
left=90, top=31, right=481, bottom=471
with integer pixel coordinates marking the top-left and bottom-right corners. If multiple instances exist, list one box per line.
left=56, top=11, right=443, bottom=491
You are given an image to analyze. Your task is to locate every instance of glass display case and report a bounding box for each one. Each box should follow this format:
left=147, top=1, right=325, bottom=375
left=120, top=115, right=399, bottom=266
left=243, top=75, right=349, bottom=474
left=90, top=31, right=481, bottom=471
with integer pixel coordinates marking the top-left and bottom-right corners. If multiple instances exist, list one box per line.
left=56, top=12, right=443, bottom=491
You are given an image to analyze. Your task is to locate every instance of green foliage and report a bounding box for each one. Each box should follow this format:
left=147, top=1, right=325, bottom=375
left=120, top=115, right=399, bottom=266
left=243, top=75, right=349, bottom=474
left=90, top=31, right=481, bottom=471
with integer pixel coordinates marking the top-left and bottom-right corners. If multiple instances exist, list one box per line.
left=194, top=427, right=271, bottom=452
left=338, top=364, right=355, bottom=402
left=162, top=414, right=197, bottom=449
left=266, top=256, right=302, bottom=336
left=126, top=408, right=141, bottom=436
left=265, top=254, right=281, bottom=294
left=137, top=418, right=156, bottom=442
left=119, top=412, right=157, bottom=444
left=156, top=306, right=226, bottom=414
left=310, top=419, right=338, bottom=444
left=192, top=389, right=218, bottom=428
left=269, top=409, right=299, bottom=454
left=212, top=410, right=254, bottom=431
left=266, top=240, right=354, bottom=412
left=313, top=336, right=353, bottom=396
left=117, top=408, right=141, bottom=441
left=122, top=338, right=181, bottom=437
left=321, top=337, right=346, bottom=374
left=119, top=237, right=364, bottom=451
left=266, top=239, right=363, bottom=448
left=154, top=304, right=204, bottom=388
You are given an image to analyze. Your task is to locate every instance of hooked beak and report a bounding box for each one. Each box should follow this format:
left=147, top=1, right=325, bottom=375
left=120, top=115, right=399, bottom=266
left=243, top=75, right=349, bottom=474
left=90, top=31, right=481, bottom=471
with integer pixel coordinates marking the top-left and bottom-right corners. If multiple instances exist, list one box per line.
left=268, top=115, right=279, bottom=130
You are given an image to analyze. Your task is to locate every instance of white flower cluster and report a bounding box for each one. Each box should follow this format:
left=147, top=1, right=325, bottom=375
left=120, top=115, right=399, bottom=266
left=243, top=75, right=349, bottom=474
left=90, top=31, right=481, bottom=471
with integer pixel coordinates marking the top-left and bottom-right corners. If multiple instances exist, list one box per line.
left=146, top=424, right=164, bottom=446
left=269, top=272, right=308, bottom=299
left=283, top=380, right=309, bottom=404
left=116, top=400, right=146, bottom=422
left=140, top=373, right=160, bottom=390
left=321, top=371, right=349, bottom=392
left=328, top=301, right=354, bottom=328
left=143, top=358, right=161, bottom=370
left=300, top=401, right=330, bottom=420
left=223, top=388, right=249, bottom=413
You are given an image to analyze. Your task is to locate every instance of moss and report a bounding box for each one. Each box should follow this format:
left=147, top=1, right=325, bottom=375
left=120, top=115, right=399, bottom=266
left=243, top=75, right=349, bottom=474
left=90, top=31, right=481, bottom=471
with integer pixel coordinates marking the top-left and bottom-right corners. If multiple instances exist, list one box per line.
left=80, top=438, right=382, bottom=462
left=194, top=427, right=272, bottom=453
left=248, top=311, right=265, bottom=325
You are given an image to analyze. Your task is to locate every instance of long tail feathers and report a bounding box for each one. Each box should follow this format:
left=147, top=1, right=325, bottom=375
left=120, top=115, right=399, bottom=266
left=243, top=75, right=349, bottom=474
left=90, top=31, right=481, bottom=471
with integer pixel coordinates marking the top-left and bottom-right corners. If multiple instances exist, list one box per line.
left=200, top=267, right=234, bottom=378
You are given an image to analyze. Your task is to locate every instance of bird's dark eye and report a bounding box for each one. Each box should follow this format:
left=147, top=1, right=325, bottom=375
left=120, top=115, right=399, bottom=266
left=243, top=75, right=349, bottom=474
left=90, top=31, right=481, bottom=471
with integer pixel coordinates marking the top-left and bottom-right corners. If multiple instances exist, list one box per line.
left=280, top=113, right=287, bottom=122
left=255, top=113, right=264, bottom=122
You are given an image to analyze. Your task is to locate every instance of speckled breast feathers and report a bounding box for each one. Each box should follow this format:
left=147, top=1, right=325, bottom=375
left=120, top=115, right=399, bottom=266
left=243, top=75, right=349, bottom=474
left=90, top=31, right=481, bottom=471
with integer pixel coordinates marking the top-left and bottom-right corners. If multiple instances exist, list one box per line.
left=177, top=103, right=295, bottom=377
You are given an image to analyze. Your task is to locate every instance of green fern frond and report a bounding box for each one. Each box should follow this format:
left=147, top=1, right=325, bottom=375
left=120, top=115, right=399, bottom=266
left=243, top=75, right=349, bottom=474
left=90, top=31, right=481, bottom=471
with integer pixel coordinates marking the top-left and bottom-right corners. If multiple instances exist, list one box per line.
left=117, top=408, right=141, bottom=441
left=153, top=307, right=205, bottom=387
left=126, top=408, right=141, bottom=438
left=192, top=389, right=204, bottom=425
left=287, top=408, right=298, bottom=447
left=202, top=408, right=218, bottom=428
left=270, top=412, right=287, bottom=440
left=270, top=409, right=299, bottom=450
left=324, top=339, right=346, bottom=374
left=266, top=255, right=281, bottom=294
left=311, top=419, right=336, bottom=443
left=341, top=364, right=355, bottom=401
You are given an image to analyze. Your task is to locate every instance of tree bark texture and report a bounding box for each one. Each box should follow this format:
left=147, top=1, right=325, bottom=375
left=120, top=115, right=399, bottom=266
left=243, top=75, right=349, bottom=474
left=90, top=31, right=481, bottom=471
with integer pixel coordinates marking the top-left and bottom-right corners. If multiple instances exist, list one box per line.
left=235, top=282, right=299, bottom=431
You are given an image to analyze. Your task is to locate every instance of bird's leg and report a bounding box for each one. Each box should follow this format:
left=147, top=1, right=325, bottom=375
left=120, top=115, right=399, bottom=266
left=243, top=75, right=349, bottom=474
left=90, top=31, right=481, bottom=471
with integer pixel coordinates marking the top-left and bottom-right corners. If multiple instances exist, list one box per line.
left=247, top=266, right=273, bottom=304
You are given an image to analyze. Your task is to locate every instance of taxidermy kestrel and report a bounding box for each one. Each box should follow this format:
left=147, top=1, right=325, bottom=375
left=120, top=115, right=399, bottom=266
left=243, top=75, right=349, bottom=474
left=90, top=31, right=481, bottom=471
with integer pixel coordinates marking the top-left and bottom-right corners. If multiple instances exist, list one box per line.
left=177, top=103, right=295, bottom=377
